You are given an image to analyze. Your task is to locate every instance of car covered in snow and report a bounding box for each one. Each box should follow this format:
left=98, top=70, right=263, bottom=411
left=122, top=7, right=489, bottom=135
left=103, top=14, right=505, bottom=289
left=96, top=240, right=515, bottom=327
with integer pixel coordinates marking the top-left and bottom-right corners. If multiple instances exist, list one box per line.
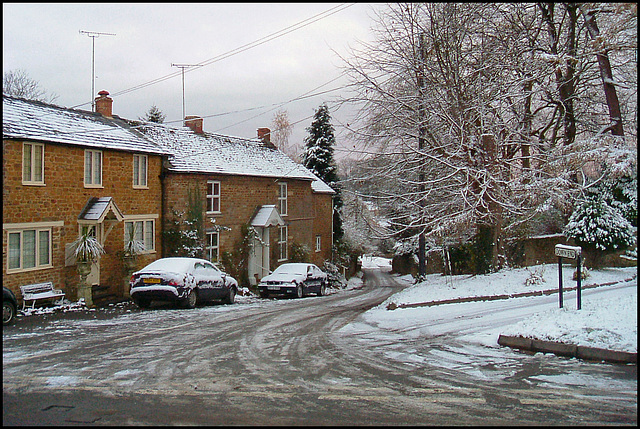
left=258, top=263, right=327, bottom=298
left=130, top=257, right=238, bottom=309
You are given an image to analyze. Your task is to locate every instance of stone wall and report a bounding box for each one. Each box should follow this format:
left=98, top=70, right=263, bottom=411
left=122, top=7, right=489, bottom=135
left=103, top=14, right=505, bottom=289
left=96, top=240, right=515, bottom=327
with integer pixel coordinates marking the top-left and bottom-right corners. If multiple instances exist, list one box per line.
left=392, top=233, right=637, bottom=276
left=162, top=172, right=334, bottom=283
left=3, top=139, right=163, bottom=300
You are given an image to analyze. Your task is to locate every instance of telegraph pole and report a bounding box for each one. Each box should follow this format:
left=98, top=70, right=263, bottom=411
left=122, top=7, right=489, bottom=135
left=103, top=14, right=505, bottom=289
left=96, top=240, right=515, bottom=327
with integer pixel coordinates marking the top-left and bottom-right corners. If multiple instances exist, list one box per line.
left=171, top=63, right=201, bottom=124
left=80, top=30, right=116, bottom=112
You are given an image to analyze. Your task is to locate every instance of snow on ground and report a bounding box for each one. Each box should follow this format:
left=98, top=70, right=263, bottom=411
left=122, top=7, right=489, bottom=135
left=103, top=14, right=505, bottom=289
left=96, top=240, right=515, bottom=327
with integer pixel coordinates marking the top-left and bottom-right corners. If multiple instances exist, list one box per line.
left=15, top=255, right=637, bottom=354
left=358, top=255, right=637, bottom=353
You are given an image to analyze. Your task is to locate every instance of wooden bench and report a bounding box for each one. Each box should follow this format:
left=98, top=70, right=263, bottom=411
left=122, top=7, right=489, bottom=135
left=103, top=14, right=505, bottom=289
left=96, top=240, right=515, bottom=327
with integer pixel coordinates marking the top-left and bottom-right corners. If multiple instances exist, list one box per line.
left=19, top=282, right=66, bottom=310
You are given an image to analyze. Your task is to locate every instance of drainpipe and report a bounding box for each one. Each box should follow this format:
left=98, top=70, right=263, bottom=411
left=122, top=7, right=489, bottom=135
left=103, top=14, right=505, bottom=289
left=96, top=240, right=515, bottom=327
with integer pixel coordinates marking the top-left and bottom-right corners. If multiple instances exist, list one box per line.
left=160, top=164, right=167, bottom=258
left=331, top=194, right=335, bottom=264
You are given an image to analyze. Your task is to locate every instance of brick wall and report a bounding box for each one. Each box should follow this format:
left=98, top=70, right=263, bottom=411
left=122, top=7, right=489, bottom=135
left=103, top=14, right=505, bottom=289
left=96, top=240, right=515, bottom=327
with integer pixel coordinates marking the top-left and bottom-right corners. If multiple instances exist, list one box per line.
left=312, top=193, right=334, bottom=265
left=2, top=140, right=163, bottom=301
left=162, top=172, right=335, bottom=282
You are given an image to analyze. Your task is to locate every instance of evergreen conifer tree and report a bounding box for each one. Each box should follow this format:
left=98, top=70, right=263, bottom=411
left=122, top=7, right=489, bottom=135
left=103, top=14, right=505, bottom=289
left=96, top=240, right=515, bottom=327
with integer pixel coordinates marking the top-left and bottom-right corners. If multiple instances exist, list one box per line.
left=302, top=103, right=344, bottom=241
left=140, top=105, right=166, bottom=123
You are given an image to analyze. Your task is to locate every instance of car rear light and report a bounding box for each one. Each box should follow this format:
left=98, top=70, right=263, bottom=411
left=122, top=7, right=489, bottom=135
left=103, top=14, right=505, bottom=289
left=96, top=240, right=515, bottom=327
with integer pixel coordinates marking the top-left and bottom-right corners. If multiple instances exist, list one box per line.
left=168, top=279, right=180, bottom=287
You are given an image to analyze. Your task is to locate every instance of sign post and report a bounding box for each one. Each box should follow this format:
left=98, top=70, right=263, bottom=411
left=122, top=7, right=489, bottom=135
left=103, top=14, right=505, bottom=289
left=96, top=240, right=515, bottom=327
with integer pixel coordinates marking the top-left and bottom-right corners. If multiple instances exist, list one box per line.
left=554, top=244, right=583, bottom=310
left=557, top=255, right=564, bottom=308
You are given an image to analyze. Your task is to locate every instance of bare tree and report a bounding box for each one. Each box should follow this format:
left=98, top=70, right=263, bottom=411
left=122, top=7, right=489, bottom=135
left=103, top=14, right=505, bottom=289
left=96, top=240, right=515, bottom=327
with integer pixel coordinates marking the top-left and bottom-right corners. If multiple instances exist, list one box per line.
left=270, top=109, right=297, bottom=160
left=578, top=3, right=636, bottom=137
left=538, top=3, right=578, bottom=146
left=3, top=69, right=58, bottom=103
left=339, top=3, right=636, bottom=273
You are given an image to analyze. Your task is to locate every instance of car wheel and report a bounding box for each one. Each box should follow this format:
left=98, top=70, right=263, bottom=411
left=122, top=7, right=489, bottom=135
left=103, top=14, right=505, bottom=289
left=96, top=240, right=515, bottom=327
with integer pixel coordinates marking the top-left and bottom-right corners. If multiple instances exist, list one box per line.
left=318, top=282, right=326, bottom=297
left=135, top=298, right=151, bottom=309
left=225, top=287, right=236, bottom=304
left=296, top=283, right=304, bottom=299
left=183, top=288, right=197, bottom=309
left=3, top=300, right=17, bottom=325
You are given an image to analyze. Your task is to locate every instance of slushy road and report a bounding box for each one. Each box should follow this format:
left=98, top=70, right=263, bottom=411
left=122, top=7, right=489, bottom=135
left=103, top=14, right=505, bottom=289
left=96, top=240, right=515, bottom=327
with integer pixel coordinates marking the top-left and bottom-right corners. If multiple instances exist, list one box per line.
left=3, top=269, right=636, bottom=425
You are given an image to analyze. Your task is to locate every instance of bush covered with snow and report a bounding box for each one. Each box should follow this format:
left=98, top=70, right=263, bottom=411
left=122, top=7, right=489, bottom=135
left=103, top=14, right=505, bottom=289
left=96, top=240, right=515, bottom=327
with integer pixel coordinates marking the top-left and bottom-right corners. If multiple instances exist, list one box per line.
left=564, top=195, right=635, bottom=253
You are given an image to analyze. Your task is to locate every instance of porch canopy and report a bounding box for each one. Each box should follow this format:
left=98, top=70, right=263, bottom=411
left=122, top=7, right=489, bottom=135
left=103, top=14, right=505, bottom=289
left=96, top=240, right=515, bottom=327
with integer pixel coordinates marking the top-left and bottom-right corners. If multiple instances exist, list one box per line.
left=248, top=205, right=285, bottom=285
left=78, top=197, right=124, bottom=223
left=250, top=204, right=285, bottom=228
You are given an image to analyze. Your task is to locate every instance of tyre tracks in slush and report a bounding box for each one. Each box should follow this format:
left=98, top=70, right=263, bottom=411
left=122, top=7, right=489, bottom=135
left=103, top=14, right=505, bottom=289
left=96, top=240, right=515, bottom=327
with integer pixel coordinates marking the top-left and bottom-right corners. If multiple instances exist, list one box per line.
left=3, top=269, right=637, bottom=425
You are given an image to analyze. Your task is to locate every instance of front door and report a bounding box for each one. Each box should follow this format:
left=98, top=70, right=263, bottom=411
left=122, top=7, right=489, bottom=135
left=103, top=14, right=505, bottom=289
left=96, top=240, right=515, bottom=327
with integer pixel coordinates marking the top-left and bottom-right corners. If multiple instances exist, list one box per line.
left=81, top=224, right=101, bottom=286
left=248, top=227, right=270, bottom=285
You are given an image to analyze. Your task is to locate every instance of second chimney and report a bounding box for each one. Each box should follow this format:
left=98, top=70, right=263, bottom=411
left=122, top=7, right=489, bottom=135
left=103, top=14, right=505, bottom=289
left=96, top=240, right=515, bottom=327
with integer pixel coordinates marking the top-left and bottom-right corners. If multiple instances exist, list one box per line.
left=95, top=90, right=113, bottom=118
left=185, top=116, right=204, bottom=134
left=257, top=127, right=273, bottom=147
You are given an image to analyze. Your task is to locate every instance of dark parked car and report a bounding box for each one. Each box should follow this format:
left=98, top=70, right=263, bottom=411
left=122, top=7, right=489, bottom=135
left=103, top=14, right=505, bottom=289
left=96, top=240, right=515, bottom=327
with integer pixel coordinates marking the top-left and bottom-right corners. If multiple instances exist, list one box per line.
left=258, top=263, right=327, bottom=298
left=130, top=257, right=238, bottom=309
left=3, top=286, right=18, bottom=325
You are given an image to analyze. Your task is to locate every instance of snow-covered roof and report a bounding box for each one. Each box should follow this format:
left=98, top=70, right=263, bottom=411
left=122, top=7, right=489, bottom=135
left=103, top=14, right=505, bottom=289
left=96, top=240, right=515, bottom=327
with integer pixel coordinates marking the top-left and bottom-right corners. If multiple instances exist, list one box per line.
left=251, top=205, right=285, bottom=227
left=2, top=95, right=168, bottom=156
left=138, top=123, right=335, bottom=194
left=2, top=95, right=334, bottom=195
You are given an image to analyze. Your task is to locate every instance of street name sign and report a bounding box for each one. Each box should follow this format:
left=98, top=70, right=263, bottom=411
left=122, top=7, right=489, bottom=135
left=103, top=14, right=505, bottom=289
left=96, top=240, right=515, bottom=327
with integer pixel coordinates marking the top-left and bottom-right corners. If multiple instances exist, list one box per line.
left=554, top=244, right=581, bottom=260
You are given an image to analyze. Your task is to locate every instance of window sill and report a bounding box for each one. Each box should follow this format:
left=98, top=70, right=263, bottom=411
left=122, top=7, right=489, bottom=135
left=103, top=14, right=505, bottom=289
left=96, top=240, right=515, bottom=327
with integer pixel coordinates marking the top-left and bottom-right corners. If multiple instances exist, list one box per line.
left=22, top=182, right=46, bottom=187
left=6, top=264, right=53, bottom=274
left=84, top=184, right=104, bottom=189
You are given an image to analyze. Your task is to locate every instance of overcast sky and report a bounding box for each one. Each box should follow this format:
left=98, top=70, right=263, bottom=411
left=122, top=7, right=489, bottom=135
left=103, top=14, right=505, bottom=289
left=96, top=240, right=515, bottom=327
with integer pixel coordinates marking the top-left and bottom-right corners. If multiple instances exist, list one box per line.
left=3, top=3, right=382, bottom=159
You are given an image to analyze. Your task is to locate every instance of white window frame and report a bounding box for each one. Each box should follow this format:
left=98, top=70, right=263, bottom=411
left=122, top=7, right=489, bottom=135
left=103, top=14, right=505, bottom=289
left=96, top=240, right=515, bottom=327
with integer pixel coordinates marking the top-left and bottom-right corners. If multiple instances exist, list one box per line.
left=315, top=235, right=322, bottom=253
left=278, top=225, right=288, bottom=261
left=84, top=149, right=103, bottom=187
left=133, top=154, right=148, bottom=188
left=22, top=142, right=45, bottom=186
left=207, top=181, right=221, bottom=214
left=278, top=182, right=288, bottom=216
left=206, top=231, right=220, bottom=263
left=4, top=221, right=62, bottom=273
left=124, top=218, right=156, bottom=254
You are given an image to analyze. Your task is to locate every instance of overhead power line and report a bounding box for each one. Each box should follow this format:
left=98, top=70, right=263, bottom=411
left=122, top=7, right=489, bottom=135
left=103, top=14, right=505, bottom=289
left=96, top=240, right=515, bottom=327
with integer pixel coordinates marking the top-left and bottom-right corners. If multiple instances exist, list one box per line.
left=33, top=3, right=356, bottom=124
left=109, top=3, right=355, bottom=99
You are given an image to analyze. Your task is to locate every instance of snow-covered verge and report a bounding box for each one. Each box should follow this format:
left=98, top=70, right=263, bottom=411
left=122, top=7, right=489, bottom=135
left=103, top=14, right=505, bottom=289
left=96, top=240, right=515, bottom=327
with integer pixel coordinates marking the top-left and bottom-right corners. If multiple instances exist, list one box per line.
left=359, top=256, right=637, bottom=353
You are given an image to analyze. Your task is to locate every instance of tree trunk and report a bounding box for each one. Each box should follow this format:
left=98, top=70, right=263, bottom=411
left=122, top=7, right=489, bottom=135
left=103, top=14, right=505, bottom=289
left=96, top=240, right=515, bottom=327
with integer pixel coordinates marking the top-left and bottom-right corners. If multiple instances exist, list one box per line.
left=417, top=33, right=427, bottom=279
left=521, top=77, right=534, bottom=175
left=538, top=2, right=577, bottom=145
left=579, top=5, right=624, bottom=136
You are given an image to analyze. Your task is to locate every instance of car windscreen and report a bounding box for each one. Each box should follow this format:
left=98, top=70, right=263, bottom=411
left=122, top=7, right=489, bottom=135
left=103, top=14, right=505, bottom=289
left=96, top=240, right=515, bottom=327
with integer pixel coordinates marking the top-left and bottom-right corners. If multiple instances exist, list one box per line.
left=273, top=265, right=306, bottom=275
left=141, top=259, right=193, bottom=273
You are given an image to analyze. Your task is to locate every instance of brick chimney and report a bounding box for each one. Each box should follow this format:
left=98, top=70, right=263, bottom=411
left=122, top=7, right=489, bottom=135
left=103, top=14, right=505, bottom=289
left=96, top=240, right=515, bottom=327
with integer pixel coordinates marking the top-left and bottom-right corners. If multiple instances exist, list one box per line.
left=95, top=90, right=113, bottom=118
left=257, top=127, right=272, bottom=146
left=184, top=116, right=204, bottom=134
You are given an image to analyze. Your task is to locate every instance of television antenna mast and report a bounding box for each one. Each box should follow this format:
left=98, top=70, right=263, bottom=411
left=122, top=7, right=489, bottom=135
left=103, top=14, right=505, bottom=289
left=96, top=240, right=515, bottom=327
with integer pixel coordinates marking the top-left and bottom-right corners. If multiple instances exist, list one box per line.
left=80, top=30, right=116, bottom=112
left=171, top=63, right=202, bottom=124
